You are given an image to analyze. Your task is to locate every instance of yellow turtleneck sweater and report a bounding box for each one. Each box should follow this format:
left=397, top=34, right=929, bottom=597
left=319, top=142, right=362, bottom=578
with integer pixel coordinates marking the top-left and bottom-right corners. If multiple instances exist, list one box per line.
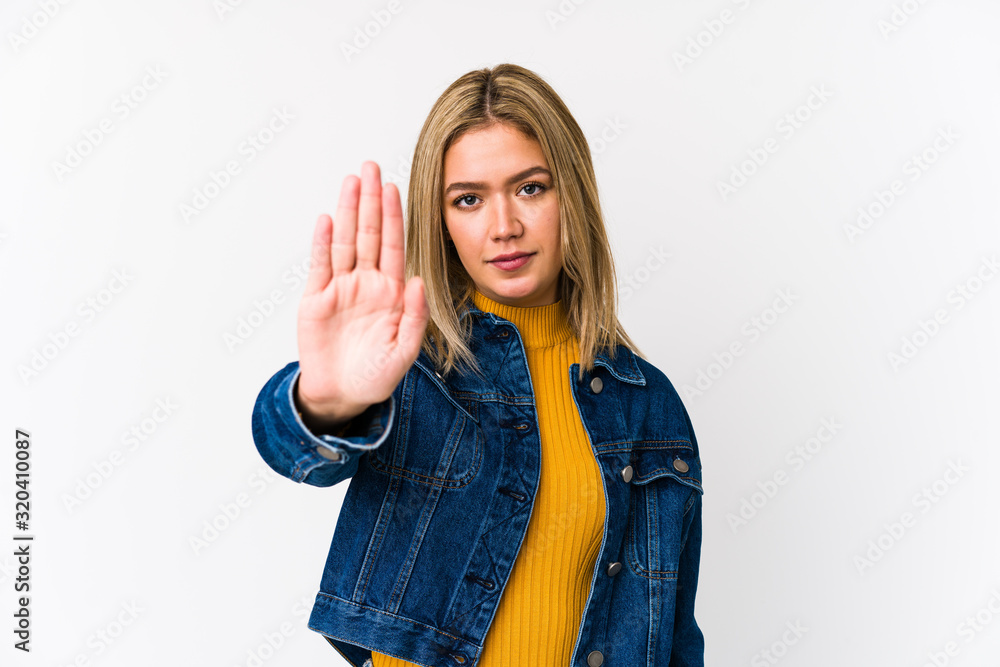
left=370, top=290, right=607, bottom=667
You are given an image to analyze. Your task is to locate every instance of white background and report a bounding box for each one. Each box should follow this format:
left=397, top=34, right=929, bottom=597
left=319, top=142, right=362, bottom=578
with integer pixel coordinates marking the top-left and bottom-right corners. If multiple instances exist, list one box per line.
left=2, top=1, right=999, bottom=665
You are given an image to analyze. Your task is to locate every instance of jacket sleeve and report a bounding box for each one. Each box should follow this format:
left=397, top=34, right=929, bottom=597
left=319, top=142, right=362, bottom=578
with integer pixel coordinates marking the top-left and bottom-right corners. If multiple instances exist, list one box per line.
left=670, top=403, right=705, bottom=667
left=250, top=360, right=396, bottom=488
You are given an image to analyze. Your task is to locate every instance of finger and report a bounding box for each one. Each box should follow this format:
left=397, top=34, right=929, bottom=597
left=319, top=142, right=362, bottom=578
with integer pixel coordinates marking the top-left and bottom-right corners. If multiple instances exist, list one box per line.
left=379, top=182, right=405, bottom=284
left=355, top=161, right=382, bottom=270
left=304, top=214, right=332, bottom=296
left=332, top=174, right=360, bottom=276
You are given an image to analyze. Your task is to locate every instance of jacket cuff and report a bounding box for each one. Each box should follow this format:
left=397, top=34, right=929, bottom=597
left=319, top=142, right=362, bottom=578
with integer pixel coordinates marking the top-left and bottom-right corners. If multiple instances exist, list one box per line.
left=276, top=364, right=394, bottom=470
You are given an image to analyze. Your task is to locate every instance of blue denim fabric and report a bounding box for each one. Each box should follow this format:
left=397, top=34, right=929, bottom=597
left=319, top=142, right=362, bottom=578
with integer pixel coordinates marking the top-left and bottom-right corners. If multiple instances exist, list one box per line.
left=251, top=298, right=705, bottom=667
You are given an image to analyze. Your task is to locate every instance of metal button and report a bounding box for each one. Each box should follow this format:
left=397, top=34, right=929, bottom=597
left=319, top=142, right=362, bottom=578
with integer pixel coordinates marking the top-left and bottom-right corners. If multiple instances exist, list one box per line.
left=318, top=448, right=341, bottom=461
left=607, top=561, right=622, bottom=576
left=589, top=376, right=603, bottom=393
left=673, top=458, right=689, bottom=473
left=621, top=465, right=633, bottom=483
left=587, top=650, right=604, bottom=666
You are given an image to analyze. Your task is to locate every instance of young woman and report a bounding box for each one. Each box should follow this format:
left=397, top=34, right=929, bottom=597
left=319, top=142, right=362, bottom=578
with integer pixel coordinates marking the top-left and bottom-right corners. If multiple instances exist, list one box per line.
left=252, top=63, right=705, bottom=667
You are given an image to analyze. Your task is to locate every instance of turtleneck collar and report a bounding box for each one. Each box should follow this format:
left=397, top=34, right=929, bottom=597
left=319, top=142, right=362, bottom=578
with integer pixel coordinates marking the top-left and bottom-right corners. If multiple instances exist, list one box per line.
left=471, top=289, right=575, bottom=350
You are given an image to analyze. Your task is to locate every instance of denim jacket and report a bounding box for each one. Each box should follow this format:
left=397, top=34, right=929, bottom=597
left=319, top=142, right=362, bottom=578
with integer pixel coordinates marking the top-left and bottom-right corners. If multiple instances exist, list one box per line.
left=251, top=298, right=705, bottom=667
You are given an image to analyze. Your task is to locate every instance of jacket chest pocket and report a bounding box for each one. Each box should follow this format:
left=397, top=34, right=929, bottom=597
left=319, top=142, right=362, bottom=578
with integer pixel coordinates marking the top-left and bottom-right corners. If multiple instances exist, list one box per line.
left=367, top=376, right=482, bottom=488
left=625, top=444, right=703, bottom=579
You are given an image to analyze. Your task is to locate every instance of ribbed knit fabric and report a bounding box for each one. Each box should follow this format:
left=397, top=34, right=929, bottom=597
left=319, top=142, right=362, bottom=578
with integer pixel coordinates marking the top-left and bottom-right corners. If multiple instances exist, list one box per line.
left=371, top=290, right=606, bottom=667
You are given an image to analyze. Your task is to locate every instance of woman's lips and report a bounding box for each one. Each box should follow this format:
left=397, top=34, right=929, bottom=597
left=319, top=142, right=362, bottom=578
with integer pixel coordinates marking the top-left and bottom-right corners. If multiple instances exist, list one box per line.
left=489, top=253, right=534, bottom=271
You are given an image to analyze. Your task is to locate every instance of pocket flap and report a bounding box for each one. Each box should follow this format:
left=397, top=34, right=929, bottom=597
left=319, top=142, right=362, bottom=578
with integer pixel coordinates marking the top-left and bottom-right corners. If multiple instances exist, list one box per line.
left=630, top=444, right=703, bottom=494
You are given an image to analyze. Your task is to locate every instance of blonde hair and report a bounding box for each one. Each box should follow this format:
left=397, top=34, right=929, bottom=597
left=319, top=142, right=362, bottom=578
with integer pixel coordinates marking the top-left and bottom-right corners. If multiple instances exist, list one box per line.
left=404, top=63, right=645, bottom=382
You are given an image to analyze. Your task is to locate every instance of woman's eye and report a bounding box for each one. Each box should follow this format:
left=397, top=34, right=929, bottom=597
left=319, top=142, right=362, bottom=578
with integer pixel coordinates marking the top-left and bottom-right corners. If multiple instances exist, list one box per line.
left=453, top=183, right=546, bottom=208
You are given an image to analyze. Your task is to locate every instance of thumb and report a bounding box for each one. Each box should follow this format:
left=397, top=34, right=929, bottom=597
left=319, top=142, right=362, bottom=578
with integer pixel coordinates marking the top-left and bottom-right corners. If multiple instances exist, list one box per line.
left=398, top=276, right=429, bottom=361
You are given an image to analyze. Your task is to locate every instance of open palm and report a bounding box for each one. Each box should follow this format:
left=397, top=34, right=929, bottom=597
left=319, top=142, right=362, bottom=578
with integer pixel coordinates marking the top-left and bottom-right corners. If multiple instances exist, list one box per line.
left=296, top=161, right=429, bottom=427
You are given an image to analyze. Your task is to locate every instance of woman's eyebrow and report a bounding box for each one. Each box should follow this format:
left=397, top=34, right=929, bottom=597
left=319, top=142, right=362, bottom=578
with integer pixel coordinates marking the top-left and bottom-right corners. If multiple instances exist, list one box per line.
left=444, top=166, right=551, bottom=196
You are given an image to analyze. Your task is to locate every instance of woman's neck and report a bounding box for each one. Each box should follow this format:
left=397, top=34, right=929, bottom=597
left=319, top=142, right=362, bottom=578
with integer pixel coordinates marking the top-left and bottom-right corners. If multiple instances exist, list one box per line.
left=472, top=289, right=575, bottom=349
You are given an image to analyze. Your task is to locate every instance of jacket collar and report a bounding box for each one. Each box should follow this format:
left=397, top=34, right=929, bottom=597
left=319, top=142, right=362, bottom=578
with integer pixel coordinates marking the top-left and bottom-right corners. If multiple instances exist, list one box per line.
left=457, top=296, right=646, bottom=386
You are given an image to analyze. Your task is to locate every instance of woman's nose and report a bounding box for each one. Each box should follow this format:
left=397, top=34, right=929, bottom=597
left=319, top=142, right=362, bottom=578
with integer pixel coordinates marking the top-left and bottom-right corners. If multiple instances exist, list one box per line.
left=490, top=196, right=521, bottom=240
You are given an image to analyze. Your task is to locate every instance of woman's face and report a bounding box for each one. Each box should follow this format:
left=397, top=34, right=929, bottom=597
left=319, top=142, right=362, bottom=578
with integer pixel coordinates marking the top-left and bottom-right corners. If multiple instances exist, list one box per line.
left=441, top=123, right=562, bottom=307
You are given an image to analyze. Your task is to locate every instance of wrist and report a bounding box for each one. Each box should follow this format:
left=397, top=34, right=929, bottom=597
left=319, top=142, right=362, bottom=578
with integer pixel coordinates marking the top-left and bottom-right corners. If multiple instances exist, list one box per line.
left=293, top=376, right=358, bottom=437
